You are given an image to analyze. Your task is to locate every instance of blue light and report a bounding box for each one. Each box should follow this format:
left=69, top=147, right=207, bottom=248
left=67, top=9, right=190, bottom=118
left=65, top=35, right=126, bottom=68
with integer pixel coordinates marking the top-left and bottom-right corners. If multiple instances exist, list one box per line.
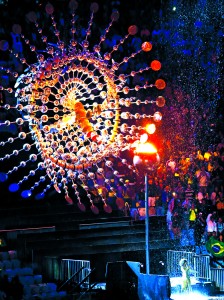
left=0, top=172, right=8, bottom=182
left=9, top=183, right=19, bottom=192
left=21, top=190, right=32, bottom=198
left=35, top=192, right=45, bottom=200
left=194, top=20, right=203, bottom=28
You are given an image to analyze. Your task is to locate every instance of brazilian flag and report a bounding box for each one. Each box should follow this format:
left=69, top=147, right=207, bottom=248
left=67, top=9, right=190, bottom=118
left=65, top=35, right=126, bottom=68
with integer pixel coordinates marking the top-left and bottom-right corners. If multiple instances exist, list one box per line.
left=206, top=236, right=224, bottom=258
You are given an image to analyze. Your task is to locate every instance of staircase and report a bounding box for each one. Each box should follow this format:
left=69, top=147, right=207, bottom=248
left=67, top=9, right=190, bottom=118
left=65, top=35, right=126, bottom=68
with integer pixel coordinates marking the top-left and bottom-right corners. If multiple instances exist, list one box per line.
left=14, top=217, right=169, bottom=258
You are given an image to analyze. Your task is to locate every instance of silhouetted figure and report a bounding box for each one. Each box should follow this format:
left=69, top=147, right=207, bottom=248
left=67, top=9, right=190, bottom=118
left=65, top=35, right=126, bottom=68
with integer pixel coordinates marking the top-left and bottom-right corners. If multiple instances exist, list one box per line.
left=8, top=275, right=23, bottom=300
left=0, top=274, right=10, bottom=299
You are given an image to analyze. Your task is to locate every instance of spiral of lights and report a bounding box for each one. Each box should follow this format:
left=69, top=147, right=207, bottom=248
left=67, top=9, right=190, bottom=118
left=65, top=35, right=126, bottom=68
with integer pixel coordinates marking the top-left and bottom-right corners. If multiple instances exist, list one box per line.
left=0, top=1, right=166, bottom=212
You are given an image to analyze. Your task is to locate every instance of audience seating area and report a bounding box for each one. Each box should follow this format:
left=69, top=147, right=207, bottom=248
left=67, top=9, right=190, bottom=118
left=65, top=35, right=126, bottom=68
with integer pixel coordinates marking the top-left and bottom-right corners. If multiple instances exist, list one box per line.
left=0, top=250, right=68, bottom=299
left=0, top=202, right=171, bottom=299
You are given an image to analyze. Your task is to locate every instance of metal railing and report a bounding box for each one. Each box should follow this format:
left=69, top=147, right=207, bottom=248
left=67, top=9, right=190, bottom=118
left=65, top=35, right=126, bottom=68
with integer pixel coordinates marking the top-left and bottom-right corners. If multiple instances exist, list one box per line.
left=167, top=250, right=224, bottom=291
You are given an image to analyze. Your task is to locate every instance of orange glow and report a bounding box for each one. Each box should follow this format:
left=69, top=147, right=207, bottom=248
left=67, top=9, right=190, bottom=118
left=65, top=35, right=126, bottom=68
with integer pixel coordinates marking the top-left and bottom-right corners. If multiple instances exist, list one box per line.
left=156, top=96, right=166, bottom=107
left=155, top=79, right=166, bottom=90
left=128, top=25, right=138, bottom=35
left=153, top=111, right=162, bottom=122
left=141, top=41, right=152, bottom=52
left=135, top=142, right=157, bottom=154
left=145, top=123, right=156, bottom=134
left=150, top=60, right=161, bottom=71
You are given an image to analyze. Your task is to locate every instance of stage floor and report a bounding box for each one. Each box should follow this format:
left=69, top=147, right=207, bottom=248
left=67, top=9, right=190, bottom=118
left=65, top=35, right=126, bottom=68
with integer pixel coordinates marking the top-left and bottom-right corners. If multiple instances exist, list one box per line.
left=170, top=276, right=224, bottom=300
left=171, top=294, right=224, bottom=300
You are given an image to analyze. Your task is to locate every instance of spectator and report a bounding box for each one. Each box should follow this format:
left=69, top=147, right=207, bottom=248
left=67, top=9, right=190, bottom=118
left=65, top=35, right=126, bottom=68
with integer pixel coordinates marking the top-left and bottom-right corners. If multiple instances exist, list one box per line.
left=189, top=203, right=198, bottom=229
left=194, top=212, right=206, bottom=246
left=95, top=170, right=105, bottom=187
left=169, top=192, right=181, bottom=214
left=166, top=156, right=177, bottom=174
left=215, top=195, right=224, bottom=217
left=116, top=181, right=125, bottom=198
left=182, top=197, right=192, bottom=210
left=106, top=179, right=118, bottom=209
left=146, top=177, right=158, bottom=215
left=204, top=146, right=214, bottom=162
left=210, top=192, right=217, bottom=208
left=8, top=275, right=24, bottom=300
left=166, top=203, right=174, bottom=239
left=180, top=205, right=190, bottom=247
left=196, top=196, right=209, bottom=218
left=123, top=179, right=136, bottom=208
left=161, top=185, right=171, bottom=215
left=217, top=217, right=224, bottom=235
left=0, top=274, right=10, bottom=299
left=184, top=184, right=195, bottom=203
left=171, top=211, right=182, bottom=242
left=206, top=213, right=217, bottom=240
left=196, top=165, right=211, bottom=193
left=211, top=160, right=224, bottom=193
left=196, top=150, right=204, bottom=161
left=174, top=181, right=185, bottom=201
left=217, top=232, right=223, bottom=243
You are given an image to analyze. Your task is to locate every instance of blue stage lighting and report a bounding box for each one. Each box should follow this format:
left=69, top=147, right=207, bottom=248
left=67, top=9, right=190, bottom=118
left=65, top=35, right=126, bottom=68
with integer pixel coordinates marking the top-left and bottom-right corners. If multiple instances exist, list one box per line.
left=0, top=172, right=8, bottom=182
left=35, top=193, right=45, bottom=200
left=9, top=183, right=19, bottom=192
left=21, top=190, right=32, bottom=198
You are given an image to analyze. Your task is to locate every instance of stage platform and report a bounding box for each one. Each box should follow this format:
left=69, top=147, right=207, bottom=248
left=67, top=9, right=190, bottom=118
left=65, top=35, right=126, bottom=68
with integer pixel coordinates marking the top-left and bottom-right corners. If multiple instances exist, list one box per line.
left=53, top=280, right=224, bottom=299
left=170, top=276, right=224, bottom=300
left=171, top=293, right=224, bottom=300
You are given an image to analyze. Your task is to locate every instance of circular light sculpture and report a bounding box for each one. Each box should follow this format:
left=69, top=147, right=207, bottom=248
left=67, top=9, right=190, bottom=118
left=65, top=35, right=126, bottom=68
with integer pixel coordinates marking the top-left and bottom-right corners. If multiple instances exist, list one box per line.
left=0, top=1, right=165, bottom=210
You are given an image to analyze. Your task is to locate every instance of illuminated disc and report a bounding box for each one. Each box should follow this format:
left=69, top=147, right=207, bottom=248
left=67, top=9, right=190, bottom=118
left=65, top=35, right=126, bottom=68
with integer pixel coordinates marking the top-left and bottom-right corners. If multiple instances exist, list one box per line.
left=104, top=204, right=112, bottom=213
left=21, top=190, right=32, bottom=198
left=77, top=202, right=86, bottom=212
left=9, top=183, right=19, bottom=192
left=90, top=204, right=99, bottom=214
left=0, top=172, right=8, bottom=182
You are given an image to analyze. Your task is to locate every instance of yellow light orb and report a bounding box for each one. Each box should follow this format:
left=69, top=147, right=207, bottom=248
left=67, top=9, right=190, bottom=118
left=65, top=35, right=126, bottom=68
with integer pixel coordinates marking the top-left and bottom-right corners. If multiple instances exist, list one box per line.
left=146, top=123, right=156, bottom=134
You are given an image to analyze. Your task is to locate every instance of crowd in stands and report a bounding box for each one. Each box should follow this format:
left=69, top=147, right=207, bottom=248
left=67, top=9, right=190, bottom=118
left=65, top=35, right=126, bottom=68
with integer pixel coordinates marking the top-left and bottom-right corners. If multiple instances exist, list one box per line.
left=79, top=133, right=224, bottom=257
left=93, top=140, right=224, bottom=247
left=90, top=137, right=223, bottom=257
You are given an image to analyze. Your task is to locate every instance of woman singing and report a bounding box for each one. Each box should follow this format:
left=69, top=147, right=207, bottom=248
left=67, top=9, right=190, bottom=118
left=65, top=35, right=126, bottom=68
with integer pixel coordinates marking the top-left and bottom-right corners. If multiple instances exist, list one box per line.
left=179, top=258, right=192, bottom=293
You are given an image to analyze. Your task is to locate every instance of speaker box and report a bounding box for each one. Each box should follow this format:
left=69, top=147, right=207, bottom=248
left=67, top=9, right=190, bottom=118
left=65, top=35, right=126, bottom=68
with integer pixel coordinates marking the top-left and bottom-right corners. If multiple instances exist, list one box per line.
left=105, top=261, right=171, bottom=300
left=106, top=261, right=139, bottom=300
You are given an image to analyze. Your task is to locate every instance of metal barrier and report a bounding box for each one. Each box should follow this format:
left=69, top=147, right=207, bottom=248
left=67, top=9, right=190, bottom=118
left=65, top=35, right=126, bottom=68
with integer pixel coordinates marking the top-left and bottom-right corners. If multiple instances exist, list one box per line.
left=167, top=250, right=195, bottom=277
left=167, top=250, right=224, bottom=292
left=193, top=255, right=211, bottom=280
left=211, top=268, right=224, bottom=292
left=60, top=259, right=91, bottom=286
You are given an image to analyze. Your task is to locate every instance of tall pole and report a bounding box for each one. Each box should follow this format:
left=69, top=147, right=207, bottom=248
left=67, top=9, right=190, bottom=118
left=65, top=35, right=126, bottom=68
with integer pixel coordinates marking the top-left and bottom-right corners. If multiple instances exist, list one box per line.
left=133, top=141, right=159, bottom=275
left=145, top=172, right=150, bottom=275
